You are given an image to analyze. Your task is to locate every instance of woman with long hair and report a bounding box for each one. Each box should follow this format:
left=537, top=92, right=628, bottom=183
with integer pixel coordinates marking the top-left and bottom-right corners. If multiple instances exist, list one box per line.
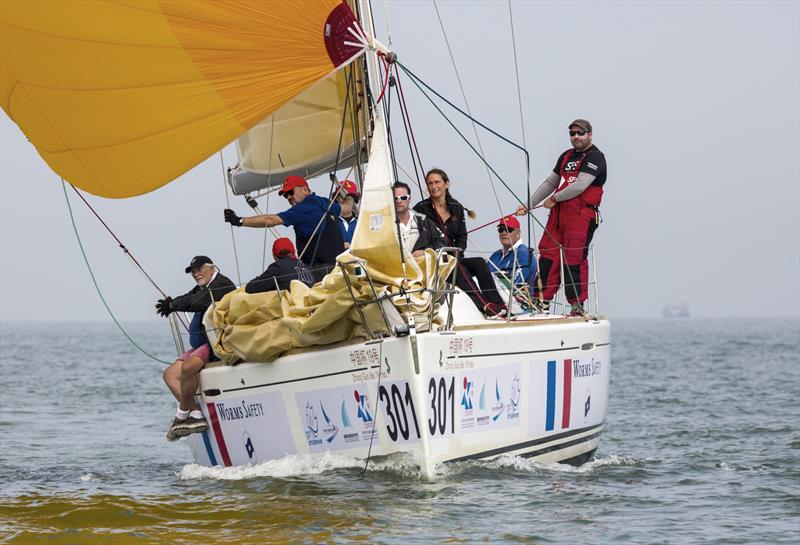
left=413, top=168, right=507, bottom=317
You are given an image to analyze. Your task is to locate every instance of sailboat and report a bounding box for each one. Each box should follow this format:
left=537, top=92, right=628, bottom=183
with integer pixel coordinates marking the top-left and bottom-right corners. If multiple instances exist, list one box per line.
left=1, top=0, right=611, bottom=477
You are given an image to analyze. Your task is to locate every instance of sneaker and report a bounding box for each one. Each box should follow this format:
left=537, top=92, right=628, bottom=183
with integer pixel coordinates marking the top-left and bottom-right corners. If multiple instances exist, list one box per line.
left=483, top=302, right=508, bottom=319
left=166, top=417, right=186, bottom=442
left=569, top=303, right=586, bottom=317
left=177, top=416, right=209, bottom=436
left=531, top=299, right=550, bottom=313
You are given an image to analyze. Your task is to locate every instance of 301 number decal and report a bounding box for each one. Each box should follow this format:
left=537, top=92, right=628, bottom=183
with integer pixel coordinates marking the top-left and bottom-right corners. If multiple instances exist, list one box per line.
left=379, top=382, right=421, bottom=442
left=428, top=376, right=455, bottom=436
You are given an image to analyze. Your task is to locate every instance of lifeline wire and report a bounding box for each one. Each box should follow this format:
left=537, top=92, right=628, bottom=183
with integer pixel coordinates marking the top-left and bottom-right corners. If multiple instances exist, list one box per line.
left=61, top=179, right=172, bottom=365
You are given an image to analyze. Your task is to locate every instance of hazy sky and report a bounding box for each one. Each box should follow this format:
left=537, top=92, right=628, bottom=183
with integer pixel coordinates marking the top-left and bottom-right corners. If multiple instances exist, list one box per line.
left=1, top=0, right=798, bottom=322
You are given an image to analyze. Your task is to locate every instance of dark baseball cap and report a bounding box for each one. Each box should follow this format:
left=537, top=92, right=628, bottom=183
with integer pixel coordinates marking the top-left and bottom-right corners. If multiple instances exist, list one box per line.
left=185, top=255, right=213, bottom=273
left=569, top=119, right=592, bottom=132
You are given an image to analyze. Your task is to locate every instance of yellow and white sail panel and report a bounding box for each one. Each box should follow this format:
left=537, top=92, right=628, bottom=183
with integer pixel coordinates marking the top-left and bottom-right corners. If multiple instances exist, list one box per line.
left=0, top=0, right=365, bottom=198
left=231, top=67, right=364, bottom=193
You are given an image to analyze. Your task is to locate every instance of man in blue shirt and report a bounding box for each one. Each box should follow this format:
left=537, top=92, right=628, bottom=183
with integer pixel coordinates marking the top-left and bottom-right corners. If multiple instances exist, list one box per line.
left=334, top=179, right=359, bottom=249
left=487, top=215, right=536, bottom=312
left=224, top=176, right=345, bottom=282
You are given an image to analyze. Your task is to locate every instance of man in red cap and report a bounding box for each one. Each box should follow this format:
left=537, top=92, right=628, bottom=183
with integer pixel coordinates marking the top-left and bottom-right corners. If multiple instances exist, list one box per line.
left=244, top=238, right=313, bottom=293
left=516, top=119, right=607, bottom=316
left=334, top=179, right=359, bottom=249
left=488, top=216, right=536, bottom=309
left=224, top=175, right=345, bottom=282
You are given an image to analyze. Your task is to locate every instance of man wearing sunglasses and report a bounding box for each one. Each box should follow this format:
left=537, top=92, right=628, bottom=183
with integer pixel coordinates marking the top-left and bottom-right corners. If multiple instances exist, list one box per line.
left=393, top=181, right=446, bottom=257
left=515, top=119, right=607, bottom=316
left=224, top=175, right=345, bottom=282
left=488, top=215, right=536, bottom=312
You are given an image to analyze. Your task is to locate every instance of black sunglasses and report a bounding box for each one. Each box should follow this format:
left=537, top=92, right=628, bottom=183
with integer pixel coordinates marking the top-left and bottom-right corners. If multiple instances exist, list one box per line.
left=497, top=226, right=516, bottom=233
left=282, top=188, right=295, bottom=199
left=569, top=130, right=588, bottom=136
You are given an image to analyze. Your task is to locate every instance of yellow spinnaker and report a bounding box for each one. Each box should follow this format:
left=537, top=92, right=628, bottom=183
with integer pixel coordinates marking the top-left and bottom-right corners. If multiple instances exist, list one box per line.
left=0, top=0, right=364, bottom=198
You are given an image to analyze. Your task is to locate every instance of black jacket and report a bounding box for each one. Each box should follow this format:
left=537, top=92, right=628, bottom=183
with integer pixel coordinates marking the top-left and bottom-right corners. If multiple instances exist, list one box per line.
left=409, top=212, right=447, bottom=253
left=245, top=256, right=313, bottom=294
left=413, top=197, right=468, bottom=251
left=171, top=272, right=236, bottom=313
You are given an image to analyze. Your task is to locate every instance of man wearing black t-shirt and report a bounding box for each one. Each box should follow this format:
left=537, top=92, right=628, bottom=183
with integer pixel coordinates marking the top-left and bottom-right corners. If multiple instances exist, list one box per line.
left=516, top=119, right=607, bottom=316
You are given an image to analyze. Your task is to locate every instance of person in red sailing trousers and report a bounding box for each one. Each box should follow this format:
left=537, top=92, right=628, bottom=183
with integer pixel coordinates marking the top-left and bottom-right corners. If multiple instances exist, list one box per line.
left=516, top=119, right=607, bottom=316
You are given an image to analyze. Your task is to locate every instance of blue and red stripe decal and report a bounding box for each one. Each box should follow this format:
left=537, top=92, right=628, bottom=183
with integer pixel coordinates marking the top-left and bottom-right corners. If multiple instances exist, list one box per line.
left=545, top=359, right=572, bottom=432
left=206, top=402, right=232, bottom=466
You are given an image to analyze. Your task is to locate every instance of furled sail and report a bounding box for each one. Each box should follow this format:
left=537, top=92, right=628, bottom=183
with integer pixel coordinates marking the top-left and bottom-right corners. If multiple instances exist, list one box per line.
left=0, top=0, right=365, bottom=198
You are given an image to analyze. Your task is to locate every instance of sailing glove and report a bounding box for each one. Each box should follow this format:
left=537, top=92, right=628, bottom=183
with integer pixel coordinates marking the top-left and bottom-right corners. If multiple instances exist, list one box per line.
left=224, top=209, right=243, bottom=226
left=155, top=296, right=173, bottom=317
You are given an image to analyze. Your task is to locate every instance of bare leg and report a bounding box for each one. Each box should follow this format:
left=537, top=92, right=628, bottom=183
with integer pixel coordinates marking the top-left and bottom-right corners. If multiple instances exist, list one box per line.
left=178, top=356, right=206, bottom=412
left=163, top=360, right=183, bottom=402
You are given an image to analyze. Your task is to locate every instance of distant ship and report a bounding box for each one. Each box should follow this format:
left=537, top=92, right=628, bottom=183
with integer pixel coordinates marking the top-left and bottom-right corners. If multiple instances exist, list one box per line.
left=662, top=302, right=690, bottom=318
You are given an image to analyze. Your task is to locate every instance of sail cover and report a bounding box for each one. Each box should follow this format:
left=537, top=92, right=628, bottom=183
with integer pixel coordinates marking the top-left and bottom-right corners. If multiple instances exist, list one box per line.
left=0, top=0, right=365, bottom=198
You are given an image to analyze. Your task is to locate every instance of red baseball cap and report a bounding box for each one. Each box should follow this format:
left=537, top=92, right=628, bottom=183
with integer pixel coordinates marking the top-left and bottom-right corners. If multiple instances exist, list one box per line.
left=338, top=179, right=360, bottom=201
left=498, top=215, right=520, bottom=230
left=278, top=175, right=309, bottom=196
left=272, top=237, right=296, bottom=258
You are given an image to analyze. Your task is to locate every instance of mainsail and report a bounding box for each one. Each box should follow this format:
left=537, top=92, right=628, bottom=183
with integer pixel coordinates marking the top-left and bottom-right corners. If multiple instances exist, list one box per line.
left=0, top=0, right=365, bottom=197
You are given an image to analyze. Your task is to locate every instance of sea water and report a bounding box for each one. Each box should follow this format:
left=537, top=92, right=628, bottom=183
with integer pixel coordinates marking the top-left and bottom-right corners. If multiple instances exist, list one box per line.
left=0, top=319, right=798, bottom=544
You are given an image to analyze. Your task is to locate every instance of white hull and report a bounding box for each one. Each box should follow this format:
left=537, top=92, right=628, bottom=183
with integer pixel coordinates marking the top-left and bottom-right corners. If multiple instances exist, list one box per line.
left=188, top=314, right=611, bottom=477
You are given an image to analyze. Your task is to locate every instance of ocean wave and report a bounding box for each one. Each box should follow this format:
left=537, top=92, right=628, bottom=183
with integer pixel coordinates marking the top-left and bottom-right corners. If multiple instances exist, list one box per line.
left=474, top=453, right=643, bottom=474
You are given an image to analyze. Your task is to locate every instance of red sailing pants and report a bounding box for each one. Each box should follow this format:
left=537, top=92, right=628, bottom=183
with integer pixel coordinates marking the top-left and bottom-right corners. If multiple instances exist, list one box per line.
left=534, top=206, right=598, bottom=305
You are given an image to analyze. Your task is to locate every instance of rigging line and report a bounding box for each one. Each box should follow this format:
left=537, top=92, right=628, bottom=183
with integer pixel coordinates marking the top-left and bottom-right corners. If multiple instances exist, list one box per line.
left=382, top=0, right=393, bottom=49
left=66, top=183, right=190, bottom=333
left=397, top=62, right=529, bottom=176
left=398, top=63, right=564, bottom=255
left=431, top=0, right=504, bottom=220
left=506, top=0, right=537, bottom=298
left=332, top=64, right=356, bottom=178
left=263, top=111, right=278, bottom=271
left=219, top=151, right=242, bottom=286
left=361, top=338, right=384, bottom=474
left=392, top=66, right=424, bottom=195
left=400, top=63, right=575, bottom=302
left=61, top=179, right=172, bottom=365
left=393, top=67, right=425, bottom=194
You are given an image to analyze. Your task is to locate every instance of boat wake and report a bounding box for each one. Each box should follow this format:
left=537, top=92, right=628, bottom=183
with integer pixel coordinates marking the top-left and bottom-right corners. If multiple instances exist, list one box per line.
left=178, top=451, right=425, bottom=481
left=463, top=453, right=642, bottom=475
left=179, top=452, right=640, bottom=481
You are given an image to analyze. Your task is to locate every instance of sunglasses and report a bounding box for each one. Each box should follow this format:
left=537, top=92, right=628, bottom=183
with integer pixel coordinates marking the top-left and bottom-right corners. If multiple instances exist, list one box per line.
left=394, top=194, right=410, bottom=202
left=282, top=188, right=295, bottom=199
left=569, top=130, right=588, bottom=136
left=497, top=226, right=516, bottom=233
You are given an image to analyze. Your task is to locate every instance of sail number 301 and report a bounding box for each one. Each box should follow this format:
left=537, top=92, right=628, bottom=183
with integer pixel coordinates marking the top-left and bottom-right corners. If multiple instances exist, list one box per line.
left=379, top=382, right=421, bottom=442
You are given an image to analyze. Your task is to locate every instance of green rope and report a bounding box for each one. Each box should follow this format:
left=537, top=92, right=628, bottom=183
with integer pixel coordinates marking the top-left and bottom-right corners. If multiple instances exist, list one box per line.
left=61, top=179, right=172, bottom=365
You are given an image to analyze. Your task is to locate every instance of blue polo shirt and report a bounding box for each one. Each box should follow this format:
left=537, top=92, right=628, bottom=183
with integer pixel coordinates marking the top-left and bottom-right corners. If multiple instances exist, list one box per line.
left=277, top=194, right=341, bottom=238
left=488, top=242, right=536, bottom=287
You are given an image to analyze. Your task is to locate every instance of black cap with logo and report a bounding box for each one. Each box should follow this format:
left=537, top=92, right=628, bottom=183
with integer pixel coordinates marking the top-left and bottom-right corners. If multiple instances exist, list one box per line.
left=185, top=255, right=213, bottom=273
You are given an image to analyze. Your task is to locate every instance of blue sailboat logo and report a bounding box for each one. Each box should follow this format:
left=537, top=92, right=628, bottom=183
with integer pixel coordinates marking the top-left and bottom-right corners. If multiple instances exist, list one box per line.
left=320, top=402, right=339, bottom=443
left=305, top=400, right=319, bottom=438
left=340, top=399, right=352, bottom=428
left=461, top=377, right=474, bottom=410
left=492, top=379, right=505, bottom=421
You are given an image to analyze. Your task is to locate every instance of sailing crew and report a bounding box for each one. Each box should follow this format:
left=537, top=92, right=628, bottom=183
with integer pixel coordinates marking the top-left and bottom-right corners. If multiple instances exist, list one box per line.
left=244, top=238, right=313, bottom=293
left=515, top=119, right=607, bottom=316
left=392, top=181, right=446, bottom=256
left=487, top=215, right=536, bottom=309
left=156, top=256, right=236, bottom=441
left=224, top=175, right=345, bottom=283
left=414, top=168, right=508, bottom=318
left=334, top=179, right=359, bottom=249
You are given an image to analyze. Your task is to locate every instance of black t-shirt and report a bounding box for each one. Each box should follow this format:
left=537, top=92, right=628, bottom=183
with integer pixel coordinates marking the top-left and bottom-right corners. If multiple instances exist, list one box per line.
left=552, top=145, right=607, bottom=187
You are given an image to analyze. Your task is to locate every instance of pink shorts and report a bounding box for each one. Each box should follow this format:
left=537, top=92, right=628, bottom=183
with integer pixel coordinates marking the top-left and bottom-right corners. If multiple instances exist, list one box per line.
left=178, top=343, right=212, bottom=363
